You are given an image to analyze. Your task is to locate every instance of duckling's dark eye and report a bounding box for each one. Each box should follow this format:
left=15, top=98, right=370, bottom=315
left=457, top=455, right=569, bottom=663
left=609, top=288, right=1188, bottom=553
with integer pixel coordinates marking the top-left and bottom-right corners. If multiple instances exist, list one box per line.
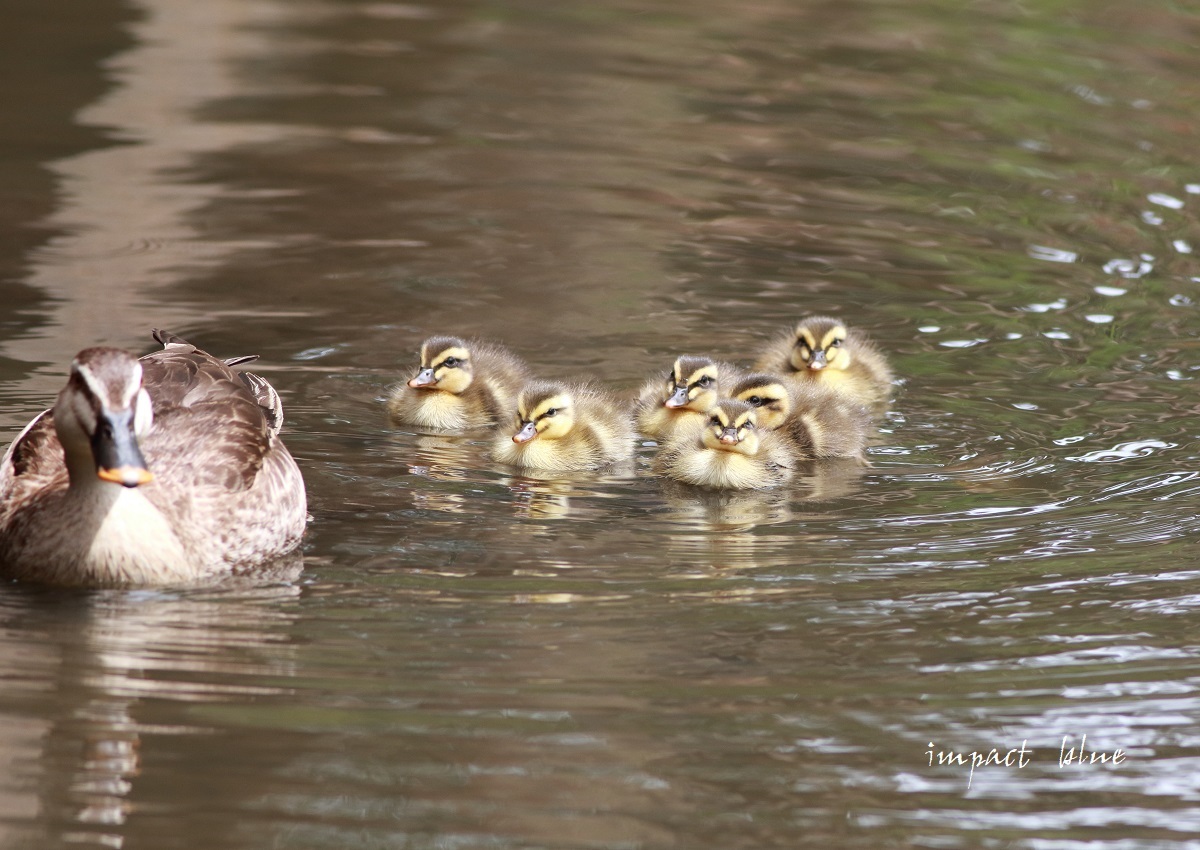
left=747, top=395, right=762, bottom=406
left=696, top=376, right=714, bottom=388
left=442, top=356, right=460, bottom=368
left=829, top=339, right=843, bottom=348
left=709, top=416, right=721, bottom=426
left=545, top=408, right=558, bottom=417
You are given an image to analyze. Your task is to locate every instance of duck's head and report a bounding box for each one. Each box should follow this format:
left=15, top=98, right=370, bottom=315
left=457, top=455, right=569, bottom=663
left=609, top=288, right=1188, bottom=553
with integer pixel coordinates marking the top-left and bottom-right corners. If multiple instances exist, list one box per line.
left=700, top=399, right=760, bottom=456
left=408, top=336, right=474, bottom=394
left=730, top=374, right=792, bottom=430
left=662, top=355, right=721, bottom=412
left=54, top=348, right=155, bottom=488
left=512, top=382, right=576, bottom=443
left=789, top=317, right=851, bottom=373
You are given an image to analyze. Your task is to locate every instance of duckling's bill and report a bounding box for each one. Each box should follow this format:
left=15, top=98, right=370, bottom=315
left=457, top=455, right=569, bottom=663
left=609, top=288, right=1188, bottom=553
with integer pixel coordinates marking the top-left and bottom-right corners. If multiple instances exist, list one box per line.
left=664, top=385, right=691, bottom=408
left=513, top=421, right=539, bottom=443
left=408, top=367, right=437, bottom=388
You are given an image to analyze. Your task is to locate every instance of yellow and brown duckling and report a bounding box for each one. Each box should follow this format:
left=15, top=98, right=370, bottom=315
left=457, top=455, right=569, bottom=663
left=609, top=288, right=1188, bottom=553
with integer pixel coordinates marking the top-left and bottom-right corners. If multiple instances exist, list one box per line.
left=491, top=381, right=634, bottom=472
left=634, top=355, right=743, bottom=440
left=388, top=335, right=530, bottom=431
left=653, top=399, right=792, bottom=490
left=729, top=373, right=872, bottom=461
left=754, top=316, right=893, bottom=410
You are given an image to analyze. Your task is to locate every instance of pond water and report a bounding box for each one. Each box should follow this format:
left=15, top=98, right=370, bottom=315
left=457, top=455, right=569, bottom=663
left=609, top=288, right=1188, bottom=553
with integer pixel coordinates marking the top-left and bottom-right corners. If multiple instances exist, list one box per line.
left=2, top=0, right=1200, bottom=847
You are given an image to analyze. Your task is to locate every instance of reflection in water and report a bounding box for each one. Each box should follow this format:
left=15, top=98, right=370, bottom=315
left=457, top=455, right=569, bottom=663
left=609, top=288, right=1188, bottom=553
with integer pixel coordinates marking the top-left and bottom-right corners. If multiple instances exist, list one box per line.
left=6, top=1, right=316, bottom=391
left=0, top=586, right=300, bottom=849
left=5, top=0, right=1200, bottom=847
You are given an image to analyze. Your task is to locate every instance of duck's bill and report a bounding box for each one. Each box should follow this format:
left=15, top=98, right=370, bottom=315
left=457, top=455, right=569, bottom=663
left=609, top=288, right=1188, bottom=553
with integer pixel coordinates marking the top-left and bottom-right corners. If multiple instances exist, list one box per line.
left=663, top=385, right=691, bottom=408
left=407, top=367, right=437, bottom=388
left=97, top=465, right=155, bottom=487
left=513, top=421, right=539, bottom=443
left=92, top=410, right=153, bottom=488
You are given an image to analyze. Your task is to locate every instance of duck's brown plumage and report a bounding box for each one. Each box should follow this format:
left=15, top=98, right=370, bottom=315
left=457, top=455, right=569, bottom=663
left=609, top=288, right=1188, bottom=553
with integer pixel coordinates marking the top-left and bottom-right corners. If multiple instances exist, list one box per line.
left=0, top=331, right=307, bottom=587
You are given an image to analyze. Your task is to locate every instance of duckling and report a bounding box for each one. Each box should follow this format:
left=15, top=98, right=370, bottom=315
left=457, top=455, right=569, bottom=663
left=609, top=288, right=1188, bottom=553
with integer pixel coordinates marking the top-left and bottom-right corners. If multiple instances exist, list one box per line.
left=0, top=331, right=307, bottom=587
left=754, top=316, right=893, bottom=409
left=387, top=335, right=530, bottom=431
left=491, top=381, right=634, bottom=472
left=729, top=373, right=872, bottom=461
left=653, top=399, right=792, bottom=490
left=634, top=355, right=743, bottom=440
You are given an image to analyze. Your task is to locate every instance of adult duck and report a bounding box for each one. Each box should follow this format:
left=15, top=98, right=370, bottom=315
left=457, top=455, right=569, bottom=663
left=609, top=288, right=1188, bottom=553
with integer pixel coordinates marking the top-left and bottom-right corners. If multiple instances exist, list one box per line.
left=0, top=331, right=307, bottom=587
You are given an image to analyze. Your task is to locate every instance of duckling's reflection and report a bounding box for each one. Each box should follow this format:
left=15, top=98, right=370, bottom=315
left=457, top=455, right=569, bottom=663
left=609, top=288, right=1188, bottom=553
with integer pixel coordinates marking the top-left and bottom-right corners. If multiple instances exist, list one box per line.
left=382, top=430, right=487, bottom=513
left=657, top=478, right=793, bottom=531
left=792, top=457, right=868, bottom=504
left=1, top=580, right=301, bottom=848
left=656, top=458, right=867, bottom=573
left=497, top=458, right=637, bottom=522
left=505, top=475, right=575, bottom=520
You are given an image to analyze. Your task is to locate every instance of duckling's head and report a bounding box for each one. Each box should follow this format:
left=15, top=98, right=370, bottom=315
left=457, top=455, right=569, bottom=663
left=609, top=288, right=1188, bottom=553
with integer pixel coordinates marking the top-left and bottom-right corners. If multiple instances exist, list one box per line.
left=662, top=355, right=721, bottom=412
left=789, top=317, right=851, bottom=373
left=408, top=336, right=474, bottom=395
left=55, top=348, right=155, bottom=488
left=700, top=399, right=761, bottom=456
left=511, top=382, right=576, bottom=443
left=729, top=374, right=792, bottom=430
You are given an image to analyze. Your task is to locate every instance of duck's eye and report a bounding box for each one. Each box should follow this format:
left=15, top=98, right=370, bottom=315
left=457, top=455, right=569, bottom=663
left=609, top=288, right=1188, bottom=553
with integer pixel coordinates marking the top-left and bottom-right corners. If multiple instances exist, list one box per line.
left=747, top=395, right=762, bottom=406
left=709, top=416, right=722, bottom=426
left=442, top=356, right=460, bottom=368
left=696, top=376, right=714, bottom=388
left=829, top=338, right=843, bottom=348
left=544, top=408, right=557, bottom=417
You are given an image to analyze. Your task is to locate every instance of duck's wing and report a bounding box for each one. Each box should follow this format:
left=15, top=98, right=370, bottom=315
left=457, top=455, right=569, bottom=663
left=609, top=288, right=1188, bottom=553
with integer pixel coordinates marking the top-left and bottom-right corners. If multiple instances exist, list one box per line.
left=140, top=336, right=276, bottom=493
left=138, top=334, right=307, bottom=564
left=149, top=330, right=283, bottom=436
left=0, top=408, right=66, bottom=501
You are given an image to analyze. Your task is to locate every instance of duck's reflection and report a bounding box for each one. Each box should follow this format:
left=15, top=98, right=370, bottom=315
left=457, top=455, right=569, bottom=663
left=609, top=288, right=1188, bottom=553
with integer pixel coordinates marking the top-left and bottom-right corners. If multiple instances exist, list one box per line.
left=0, top=580, right=301, bottom=848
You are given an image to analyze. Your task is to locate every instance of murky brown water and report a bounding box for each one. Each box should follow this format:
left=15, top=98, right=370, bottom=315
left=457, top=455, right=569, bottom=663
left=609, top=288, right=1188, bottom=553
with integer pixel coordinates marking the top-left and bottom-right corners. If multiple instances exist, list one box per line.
left=3, top=0, right=1200, bottom=847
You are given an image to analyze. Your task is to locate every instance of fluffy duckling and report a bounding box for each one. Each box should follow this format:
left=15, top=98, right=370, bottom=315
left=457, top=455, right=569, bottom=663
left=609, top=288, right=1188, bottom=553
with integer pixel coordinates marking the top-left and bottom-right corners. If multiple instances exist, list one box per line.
left=754, top=316, right=893, bottom=409
left=653, top=399, right=792, bottom=490
left=634, top=355, right=743, bottom=440
left=729, top=373, right=872, bottom=461
left=492, top=381, right=634, bottom=472
left=388, top=335, right=530, bottom=431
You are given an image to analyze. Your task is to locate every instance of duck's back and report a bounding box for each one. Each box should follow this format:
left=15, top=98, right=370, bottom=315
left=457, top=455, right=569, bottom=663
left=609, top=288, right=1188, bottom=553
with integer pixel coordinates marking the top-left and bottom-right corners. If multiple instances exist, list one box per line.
left=139, top=339, right=306, bottom=567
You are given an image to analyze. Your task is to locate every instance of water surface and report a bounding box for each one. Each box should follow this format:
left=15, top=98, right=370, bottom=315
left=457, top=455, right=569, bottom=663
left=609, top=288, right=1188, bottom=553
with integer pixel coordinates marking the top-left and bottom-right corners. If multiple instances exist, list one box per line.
left=2, top=0, right=1200, bottom=847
